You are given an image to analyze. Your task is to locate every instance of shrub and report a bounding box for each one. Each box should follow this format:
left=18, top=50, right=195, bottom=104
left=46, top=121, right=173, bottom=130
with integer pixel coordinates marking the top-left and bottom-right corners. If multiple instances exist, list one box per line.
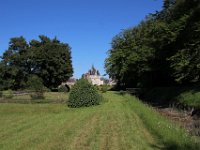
left=58, top=85, right=69, bottom=93
left=26, top=75, right=44, bottom=92
left=93, top=85, right=99, bottom=91
left=100, top=85, right=109, bottom=93
left=119, top=90, right=126, bottom=95
left=3, top=90, right=14, bottom=99
left=30, top=92, right=45, bottom=100
left=0, top=91, right=2, bottom=98
left=26, top=75, right=45, bottom=100
left=43, top=87, right=51, bottom=92
left=177, top=91, right=200, bottom=108
left=68, top=79, right=102, bottom=108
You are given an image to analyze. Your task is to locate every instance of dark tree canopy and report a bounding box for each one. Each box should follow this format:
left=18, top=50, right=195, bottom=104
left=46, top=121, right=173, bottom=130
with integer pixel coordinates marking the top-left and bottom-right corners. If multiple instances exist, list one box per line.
left=0, top=35, right=73, bottom=90
left=105, top=0, right=200, bottom=89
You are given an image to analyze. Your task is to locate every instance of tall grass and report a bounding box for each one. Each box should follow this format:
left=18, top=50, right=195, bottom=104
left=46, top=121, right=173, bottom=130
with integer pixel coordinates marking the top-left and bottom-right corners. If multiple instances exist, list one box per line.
left=124, top=93, right=199, bottom=149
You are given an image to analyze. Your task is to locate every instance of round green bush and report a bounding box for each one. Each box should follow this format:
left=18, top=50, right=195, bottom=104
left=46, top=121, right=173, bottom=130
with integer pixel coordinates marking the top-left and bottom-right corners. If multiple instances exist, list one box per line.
left=68, top=79, right=102, bottom=108
left=58, top=85, right=69, bottom=93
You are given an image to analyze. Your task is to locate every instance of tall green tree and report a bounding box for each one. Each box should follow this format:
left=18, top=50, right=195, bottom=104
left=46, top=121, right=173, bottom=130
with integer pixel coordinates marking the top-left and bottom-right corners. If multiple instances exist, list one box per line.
left=0, top=35, right=73, bottom=90
left=167, top=0, right=200, bottom=84
left=29, top=35, right=73, bottom=89
left=0, top=36, right=28, bottom=90
left=105, top=0, right=200, bottom=89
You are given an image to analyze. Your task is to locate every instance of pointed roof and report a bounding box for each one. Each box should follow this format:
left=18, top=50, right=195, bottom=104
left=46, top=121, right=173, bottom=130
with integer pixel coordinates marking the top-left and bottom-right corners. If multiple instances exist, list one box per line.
left=88, top=65, right=100, bottom=75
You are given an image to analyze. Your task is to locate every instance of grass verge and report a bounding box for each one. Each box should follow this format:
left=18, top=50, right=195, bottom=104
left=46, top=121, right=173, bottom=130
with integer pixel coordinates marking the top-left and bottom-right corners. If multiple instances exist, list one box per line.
left=123, top=93, right=200, bottom=149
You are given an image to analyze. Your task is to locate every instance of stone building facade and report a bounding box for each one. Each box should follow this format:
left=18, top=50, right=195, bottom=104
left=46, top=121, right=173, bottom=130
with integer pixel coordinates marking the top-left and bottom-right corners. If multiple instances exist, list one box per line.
left=82, top=66, right=104, bottom=86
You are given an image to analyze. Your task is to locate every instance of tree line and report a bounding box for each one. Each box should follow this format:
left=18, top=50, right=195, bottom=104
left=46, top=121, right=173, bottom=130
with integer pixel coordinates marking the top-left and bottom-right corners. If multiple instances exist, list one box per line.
left=105, top=0, right=200, bottom=89
left=0, top=35, right=73, bottom=90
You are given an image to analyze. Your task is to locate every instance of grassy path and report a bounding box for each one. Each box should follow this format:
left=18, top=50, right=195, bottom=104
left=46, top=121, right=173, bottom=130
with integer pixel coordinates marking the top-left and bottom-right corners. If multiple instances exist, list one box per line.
left=0, top=92, right=197, bottom=150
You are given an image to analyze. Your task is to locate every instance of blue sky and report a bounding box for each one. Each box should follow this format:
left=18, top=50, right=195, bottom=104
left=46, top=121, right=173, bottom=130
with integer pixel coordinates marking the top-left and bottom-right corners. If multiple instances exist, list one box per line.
left=0, top=0, right=163, bottom=78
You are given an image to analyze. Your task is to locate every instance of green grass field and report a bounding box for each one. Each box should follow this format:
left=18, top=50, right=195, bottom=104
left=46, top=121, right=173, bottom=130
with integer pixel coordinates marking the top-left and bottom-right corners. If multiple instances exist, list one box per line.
left=0, top=92, right=198, bottom=150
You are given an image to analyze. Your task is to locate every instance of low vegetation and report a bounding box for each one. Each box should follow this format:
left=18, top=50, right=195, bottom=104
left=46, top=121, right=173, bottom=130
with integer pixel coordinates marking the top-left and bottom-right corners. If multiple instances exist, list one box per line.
left=58, top=85, right=69, bottom=93
left=177, top=90, right=200, bottom=108
left=99, top=85, right=109, bottom=93
left=2, top=90, right=14, bottom=99
left=0, top=92, right=199, bottom=150
left=30, top=92, right=45, bottom=100
left=0, top=91, right=2, bottom=98
left=0, top=92, right=68, bottom=104
left=68, top=79, right=102, bottom=108
left=123, top=93, right=199, bottom=149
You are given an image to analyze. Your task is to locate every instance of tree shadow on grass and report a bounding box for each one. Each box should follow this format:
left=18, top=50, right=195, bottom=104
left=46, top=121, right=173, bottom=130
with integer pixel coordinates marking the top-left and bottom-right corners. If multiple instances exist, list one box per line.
left=150, top=142, right=199, bottom=150
left=139, top=85, right=200, bottom=109
left=151, top=143, right=180, bottom=150
left=115, top=90, right=127, bottom=96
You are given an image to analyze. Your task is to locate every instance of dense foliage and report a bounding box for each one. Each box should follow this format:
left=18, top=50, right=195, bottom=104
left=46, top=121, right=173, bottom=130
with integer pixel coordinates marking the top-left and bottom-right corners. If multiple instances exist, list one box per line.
left=2, top=90, right=14, bottom=99
left=26, top=75, right=45, bottom=92
left=99, top=85, right=109, bottom=93
left=68, top=79, right=102, bottom=108
left=26, top=75, right=45, bottom=100
left=105, top=0, right=200, bottom=88
left=58, top=85, right=69, bottom=93
left=0, top=35, right=73, bottom=90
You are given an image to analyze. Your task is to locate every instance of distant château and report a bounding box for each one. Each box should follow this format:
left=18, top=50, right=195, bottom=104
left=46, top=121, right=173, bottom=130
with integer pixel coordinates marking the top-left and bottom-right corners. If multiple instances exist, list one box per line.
left=82, top=65, right=104, bottom=86
left=61, top=66, right=116, bottom=87
left=61, top=77, right=76, bottom=88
